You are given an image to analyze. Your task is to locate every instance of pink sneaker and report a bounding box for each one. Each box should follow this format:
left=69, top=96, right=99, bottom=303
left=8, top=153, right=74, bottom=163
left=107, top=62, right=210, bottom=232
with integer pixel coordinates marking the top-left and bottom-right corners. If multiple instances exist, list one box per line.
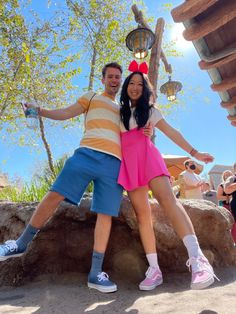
left=186, top=256, right=220, bottom=290
left=139, top=266, right=163, bottom=291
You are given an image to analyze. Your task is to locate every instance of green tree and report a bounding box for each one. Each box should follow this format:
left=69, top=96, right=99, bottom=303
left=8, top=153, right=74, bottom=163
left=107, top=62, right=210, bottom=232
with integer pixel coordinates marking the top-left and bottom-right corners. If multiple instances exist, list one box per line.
left=66, top=0, right=146, bottom=90
left=0, top=0, right=80, bottom=173
left=0, top=0, right=148, bottom=179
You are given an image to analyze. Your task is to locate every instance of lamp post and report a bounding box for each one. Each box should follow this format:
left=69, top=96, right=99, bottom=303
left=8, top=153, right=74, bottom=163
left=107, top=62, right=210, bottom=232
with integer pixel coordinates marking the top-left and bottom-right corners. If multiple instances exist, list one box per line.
left=125, top=25, right=155, bottom=59
left=127, top=5, right=182, bottom=103
left=160, top=75, right=182, bottom=101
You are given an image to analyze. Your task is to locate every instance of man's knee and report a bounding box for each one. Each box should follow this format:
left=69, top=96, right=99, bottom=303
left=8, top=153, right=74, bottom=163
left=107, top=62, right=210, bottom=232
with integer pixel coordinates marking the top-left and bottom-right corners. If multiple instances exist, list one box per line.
left=40, top=191, right=65, bottom=206
left=96, top=213, right=112, bottom=223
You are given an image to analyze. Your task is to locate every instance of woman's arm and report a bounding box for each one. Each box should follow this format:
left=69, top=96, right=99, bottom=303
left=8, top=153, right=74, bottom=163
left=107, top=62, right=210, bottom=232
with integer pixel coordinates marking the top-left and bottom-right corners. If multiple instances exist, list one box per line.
left=25, top=102, right=85, bottom=121
left=224, top=176, right=236, bottom=194
left=155, top=119, right=214, bottom=163
left=217, top=184, right=229, bottom=202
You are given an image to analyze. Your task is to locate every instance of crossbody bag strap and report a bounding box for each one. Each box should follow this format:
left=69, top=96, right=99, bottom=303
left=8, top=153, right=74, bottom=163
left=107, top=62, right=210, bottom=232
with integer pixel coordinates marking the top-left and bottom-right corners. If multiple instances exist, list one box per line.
left=84, top=92, right=96, bottom=129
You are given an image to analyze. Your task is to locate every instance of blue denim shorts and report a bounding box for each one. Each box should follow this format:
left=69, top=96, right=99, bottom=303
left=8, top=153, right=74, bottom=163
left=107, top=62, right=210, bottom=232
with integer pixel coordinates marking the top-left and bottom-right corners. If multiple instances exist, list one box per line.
left=50, top=147, right=123, bottom=217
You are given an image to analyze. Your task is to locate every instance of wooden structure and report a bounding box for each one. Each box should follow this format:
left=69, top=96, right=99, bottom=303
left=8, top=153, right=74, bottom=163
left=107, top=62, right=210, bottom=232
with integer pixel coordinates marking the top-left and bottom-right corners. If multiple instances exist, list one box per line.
left=208, top=164, right=234, bottom=189
left=171, top=0, right=236, bottom=127
left=131, top=5, right=172, bottom=101
left=162, top=154, right=203, bottom=179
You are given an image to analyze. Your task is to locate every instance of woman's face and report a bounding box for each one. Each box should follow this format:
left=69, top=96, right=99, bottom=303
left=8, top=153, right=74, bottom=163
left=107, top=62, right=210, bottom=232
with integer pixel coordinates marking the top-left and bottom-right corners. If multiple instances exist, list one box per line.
left=127, top=73, right=143, bottom=105
left=223, top=170, right=233, bottom=181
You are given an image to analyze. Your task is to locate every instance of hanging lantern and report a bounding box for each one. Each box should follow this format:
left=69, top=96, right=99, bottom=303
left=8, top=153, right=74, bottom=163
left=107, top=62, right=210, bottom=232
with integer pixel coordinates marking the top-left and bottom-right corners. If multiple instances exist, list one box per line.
left=160, top=76, right=182, bottom=101
left=125, top=26, right=155, bottom=59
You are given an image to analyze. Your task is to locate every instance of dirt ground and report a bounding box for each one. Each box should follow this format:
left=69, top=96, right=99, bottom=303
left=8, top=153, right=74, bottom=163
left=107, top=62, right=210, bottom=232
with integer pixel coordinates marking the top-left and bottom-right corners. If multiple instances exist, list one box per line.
left=0, top=266, right=235, bottom=314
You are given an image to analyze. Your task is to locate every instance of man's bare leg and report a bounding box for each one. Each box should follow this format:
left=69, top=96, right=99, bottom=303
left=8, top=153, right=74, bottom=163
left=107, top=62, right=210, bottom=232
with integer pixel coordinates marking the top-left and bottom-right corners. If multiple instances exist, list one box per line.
left=88, top=213, right=117, bottom=293
left=0, top=191, right=64, bottom=260
left=30, top=191, right=65, bottom=228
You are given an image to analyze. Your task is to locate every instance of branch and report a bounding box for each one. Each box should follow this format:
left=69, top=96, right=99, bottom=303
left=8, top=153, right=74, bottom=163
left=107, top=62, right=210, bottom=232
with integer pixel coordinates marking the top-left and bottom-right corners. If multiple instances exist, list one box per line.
left=131, top=5, right=171, bottom=74
left=131, top=4, right=151, bottom=29
left=0, top=58, right=24, bottom=117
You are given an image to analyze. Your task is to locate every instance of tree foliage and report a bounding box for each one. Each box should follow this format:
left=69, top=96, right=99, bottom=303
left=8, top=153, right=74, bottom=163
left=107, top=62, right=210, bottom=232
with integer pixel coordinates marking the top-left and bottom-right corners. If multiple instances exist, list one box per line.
left=0, top=0, right=143, bottom=147
left=65, top=0, right=143, bottom=90
left=0, top=1, right=80, bottom=127
left=1, top=0, right=171, bottom=179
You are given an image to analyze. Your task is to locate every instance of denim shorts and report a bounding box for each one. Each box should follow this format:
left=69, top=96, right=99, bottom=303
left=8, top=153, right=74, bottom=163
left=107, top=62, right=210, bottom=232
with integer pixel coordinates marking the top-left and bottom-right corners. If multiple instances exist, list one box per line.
left=50, top=147, right=123, bottom=217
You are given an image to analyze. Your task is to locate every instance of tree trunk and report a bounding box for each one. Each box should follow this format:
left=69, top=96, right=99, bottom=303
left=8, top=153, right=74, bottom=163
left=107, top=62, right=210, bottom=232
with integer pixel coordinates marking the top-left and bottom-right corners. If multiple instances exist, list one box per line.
left=0, top=59, right=24, bottom=117
left=38, top=116, right=55, bottom=175
left=88, top=47, right=97, bottom=91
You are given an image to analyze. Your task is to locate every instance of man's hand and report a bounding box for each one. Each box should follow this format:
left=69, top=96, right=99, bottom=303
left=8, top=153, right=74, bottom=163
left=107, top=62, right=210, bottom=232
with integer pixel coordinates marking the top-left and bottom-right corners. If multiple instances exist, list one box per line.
left=196, top=181, right=204, bottom=187
left=143, top=122, right=154, bottom=138
left=22, top=102, right=39, bottom=110
left=21, top=102, right=40, bottom=117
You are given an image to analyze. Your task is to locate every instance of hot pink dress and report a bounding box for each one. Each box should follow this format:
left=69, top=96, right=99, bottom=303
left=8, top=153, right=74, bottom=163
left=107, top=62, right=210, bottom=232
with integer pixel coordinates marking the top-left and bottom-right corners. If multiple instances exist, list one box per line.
left=118, top=107, right=170, bottom=191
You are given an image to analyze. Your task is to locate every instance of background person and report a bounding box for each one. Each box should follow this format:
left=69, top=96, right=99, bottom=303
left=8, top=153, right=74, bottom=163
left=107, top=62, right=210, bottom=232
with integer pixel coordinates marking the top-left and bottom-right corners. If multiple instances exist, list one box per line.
left=179, top=160, right=204, bottom=199
left=217, top=170, right=233, bottom=210
left=224, top=163, right=236, bottom=243
left=170, top=175, right=181, bottom=198
left=202, top=182, right=218, bottom=205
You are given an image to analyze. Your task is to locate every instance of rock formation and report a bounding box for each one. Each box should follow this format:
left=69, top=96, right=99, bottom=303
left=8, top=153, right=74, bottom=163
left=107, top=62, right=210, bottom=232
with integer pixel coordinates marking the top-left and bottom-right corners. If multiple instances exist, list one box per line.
left=0, top=196, right=235, bottom=286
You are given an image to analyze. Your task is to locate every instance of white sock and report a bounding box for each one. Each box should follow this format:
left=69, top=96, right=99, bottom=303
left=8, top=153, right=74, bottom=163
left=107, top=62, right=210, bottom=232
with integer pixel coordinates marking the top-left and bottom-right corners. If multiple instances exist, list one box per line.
left=146, top=253, right=160, bottom=269
left=183, top=234, right=204, bottom=259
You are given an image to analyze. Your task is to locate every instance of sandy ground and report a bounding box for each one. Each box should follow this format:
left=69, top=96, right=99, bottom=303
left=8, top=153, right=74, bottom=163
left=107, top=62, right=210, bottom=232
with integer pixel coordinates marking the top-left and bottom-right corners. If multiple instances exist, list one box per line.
left=0, top=266, right=235, bottom=314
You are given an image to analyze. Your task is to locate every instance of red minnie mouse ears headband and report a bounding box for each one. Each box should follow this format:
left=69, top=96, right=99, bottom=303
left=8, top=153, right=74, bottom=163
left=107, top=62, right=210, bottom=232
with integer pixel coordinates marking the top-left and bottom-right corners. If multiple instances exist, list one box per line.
left=128, top=60, right=149, bottom=74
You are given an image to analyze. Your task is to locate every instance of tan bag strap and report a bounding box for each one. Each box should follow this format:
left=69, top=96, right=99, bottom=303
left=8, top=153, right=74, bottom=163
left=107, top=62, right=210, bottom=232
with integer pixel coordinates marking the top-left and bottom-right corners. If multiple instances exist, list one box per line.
left=84, top=93, right=96, bottom=129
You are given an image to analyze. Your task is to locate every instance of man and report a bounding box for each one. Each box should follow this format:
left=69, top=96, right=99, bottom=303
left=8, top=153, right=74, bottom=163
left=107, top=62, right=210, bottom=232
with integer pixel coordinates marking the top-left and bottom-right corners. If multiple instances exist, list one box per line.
left=179, top=159, right=204, bottom=199
left=202, top=182, right=218, bottom=205
left=224, top=162, right=236, bottom=222
left=0, top=62, right=124, bottom=293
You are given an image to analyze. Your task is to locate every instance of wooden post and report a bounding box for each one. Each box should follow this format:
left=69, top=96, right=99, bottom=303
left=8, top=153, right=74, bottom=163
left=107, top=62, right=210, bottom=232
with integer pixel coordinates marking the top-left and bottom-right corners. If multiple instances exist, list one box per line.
left=131, top=5, right=172, bottom=102
left=148, top=18, right=165, bottom=101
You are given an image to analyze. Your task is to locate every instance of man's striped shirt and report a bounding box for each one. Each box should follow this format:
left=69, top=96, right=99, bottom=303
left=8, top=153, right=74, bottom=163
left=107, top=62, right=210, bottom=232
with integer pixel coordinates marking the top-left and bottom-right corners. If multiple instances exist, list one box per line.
left=77, top=91, right=121, bottom=160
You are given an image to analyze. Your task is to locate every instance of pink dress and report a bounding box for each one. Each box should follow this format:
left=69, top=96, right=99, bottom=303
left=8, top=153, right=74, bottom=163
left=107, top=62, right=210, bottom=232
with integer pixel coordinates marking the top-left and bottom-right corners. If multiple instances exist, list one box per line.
left=118, top=127, right=170, bottom=191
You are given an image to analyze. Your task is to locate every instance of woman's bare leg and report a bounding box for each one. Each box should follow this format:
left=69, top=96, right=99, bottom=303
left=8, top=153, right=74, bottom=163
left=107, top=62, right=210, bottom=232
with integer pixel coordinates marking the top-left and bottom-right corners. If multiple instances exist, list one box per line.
left=149, top=176, right=217, bottom=289
left=149, top=176, right=194, bottom=238
left=128, top=186, right=156, bottom=254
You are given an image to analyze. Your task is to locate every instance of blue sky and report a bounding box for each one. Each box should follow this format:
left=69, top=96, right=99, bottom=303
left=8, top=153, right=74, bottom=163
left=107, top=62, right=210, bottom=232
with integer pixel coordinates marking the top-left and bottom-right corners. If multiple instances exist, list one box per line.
left=0, top=0, right=235, bottom=183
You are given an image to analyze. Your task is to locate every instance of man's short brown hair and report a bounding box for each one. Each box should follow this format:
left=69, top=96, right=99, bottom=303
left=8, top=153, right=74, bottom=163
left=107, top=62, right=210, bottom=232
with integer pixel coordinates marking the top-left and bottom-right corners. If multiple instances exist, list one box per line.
left=184, top=159, right=193, bottom=168
left=102, top=62, right=123, bottom=78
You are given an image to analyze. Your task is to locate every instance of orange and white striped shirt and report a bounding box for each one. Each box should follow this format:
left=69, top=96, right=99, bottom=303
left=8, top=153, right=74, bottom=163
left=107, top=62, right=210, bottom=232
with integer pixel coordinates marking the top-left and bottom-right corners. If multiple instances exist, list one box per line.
left=77, top=91, right=121, bottom=160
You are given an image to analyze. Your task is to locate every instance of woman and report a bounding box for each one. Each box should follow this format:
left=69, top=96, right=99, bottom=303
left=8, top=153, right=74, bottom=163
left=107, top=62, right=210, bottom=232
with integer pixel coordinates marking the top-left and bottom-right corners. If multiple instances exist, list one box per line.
left=118, top=70, right=218, bottom=291
left=217, top=170, right=233, bottom=210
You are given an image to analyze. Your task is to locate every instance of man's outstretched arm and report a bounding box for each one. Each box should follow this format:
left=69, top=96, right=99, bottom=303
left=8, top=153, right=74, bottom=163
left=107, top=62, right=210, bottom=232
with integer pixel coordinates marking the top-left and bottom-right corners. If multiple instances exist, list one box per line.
left=25, top=101, right=85, bottom=121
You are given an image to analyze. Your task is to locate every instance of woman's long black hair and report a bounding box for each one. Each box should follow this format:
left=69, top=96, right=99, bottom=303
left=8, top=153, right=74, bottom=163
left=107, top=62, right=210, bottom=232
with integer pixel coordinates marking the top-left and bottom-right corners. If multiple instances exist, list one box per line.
left=120, top=71, right=154, bottom=130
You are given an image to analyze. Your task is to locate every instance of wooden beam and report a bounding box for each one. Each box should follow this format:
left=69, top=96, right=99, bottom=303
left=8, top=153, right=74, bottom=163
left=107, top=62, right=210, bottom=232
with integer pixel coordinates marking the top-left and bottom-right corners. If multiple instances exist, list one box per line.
left=227, top=114, right=236, bottom=126
left=171, top=0, right=217, bottom=23
left=199, top=52, right=236, bottom=70
left=221, top=96, right=236, bottom=109
left=160, top=51, right=172, bottom=74
left=148, top=18, right=165, bottom=101
left=131, top=4, right=150, bottom=30
left=183, top=1, right=236, bottom=41
left=211, top=76, right=236, bottom=92
left=131, top=4, right=172, bottom=78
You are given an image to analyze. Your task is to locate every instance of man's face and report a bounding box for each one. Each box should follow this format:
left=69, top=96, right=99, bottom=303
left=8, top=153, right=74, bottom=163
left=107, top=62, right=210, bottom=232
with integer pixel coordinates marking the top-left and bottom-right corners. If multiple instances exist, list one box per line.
left=102, top=67, right=122, bottom=97
left=187, top=161, right=196, bottom=171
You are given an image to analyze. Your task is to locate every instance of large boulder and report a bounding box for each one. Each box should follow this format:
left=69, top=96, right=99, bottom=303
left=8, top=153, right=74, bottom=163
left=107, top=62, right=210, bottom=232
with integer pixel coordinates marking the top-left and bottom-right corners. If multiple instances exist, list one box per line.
left=0, top=196, right=235, bottom=286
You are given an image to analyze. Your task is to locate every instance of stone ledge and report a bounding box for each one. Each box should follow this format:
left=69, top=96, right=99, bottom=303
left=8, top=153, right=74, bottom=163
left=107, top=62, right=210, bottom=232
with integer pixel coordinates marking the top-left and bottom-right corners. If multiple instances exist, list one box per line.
left=0, top=196, right=235, bottom=286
